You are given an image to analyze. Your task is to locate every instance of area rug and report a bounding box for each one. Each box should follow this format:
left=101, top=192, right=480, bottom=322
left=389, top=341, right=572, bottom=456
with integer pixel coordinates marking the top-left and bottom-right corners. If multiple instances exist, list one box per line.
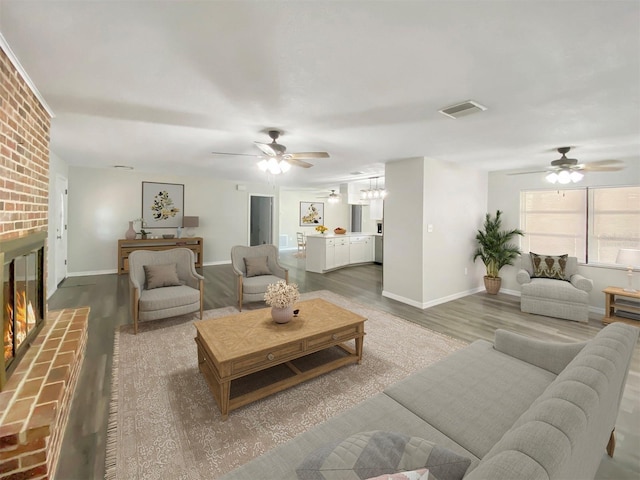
left=104, top=290, right=467, bottom=480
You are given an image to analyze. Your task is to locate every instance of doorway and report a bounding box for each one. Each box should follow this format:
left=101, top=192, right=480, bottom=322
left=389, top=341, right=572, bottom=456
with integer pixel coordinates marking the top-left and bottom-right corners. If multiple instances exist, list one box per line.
left=249, top=195, right=274, bottom=246
left=54, top=175, right=68, bottom=285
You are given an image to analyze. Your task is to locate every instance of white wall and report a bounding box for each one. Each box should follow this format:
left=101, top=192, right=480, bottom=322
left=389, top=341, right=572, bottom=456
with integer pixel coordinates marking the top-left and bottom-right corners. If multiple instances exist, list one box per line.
left=488, top=161, right=640, bottom=311
left=46, top=152, right=69, bottom=297
left=383, top=158, right=425, bottom=305
left=279, top=190, right=350, bottom=248
left=67, top=167, right=278, bottom=274
left=383, top=157, right=488, bottom=308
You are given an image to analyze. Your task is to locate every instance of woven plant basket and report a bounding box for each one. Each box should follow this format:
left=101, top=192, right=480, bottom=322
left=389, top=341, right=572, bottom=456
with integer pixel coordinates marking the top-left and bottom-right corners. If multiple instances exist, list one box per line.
left=483, top=276, right=502, bottom=295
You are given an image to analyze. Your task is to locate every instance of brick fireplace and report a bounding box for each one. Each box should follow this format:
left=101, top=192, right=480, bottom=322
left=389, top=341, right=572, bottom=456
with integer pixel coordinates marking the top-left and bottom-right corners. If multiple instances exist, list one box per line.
left=0, top=40, right=88, bottom=479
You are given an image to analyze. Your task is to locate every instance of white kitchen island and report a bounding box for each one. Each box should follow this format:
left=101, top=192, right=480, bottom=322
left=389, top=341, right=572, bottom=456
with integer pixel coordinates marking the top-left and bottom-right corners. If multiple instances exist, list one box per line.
left=305, top=233, right=378, bottom=273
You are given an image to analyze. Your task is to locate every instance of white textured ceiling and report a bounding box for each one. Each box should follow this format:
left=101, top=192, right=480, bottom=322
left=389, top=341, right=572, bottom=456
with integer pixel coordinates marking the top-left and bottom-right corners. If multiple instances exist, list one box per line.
left=1, top=0, right=638, bottom=188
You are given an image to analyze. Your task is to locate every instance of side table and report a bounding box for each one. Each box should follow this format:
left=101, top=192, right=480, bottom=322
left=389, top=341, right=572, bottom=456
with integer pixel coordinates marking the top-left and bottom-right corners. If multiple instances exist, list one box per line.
left=602, top=286, right=640, bottom=326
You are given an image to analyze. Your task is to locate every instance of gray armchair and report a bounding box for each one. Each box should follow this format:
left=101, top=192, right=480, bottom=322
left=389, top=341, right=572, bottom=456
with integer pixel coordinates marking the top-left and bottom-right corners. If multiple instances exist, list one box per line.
left=517, top=253, right=593, bottom=323
left=129, top=248, right=204, bottom=334
left=231, top=244, right=289, bottom=311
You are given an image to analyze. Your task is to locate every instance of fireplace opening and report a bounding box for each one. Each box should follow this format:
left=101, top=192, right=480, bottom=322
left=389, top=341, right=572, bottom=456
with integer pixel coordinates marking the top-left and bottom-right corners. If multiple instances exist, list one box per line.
left=1, top=232, right=46, bottom=390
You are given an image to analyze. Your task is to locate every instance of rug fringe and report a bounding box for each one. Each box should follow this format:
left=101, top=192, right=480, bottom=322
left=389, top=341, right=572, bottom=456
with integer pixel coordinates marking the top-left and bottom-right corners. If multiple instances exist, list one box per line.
left=103, top=328, right=120, bottom=480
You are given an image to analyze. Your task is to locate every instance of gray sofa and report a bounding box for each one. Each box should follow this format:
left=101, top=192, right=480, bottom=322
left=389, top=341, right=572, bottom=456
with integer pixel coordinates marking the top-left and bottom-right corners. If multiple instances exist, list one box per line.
left=517, top=254, right=593, bottom=323
left=220, top=322, right=638, bottom=480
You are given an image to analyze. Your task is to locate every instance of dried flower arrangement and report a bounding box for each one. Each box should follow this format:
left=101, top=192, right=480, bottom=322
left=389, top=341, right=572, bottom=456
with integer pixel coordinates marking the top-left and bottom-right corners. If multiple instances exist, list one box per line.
left=264, top=280, right=300, bottom=308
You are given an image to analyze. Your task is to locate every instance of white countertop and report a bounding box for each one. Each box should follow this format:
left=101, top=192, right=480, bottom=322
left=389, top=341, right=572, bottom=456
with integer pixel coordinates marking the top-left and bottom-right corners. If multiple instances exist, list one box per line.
left=306, top=232, right=381, bottom=238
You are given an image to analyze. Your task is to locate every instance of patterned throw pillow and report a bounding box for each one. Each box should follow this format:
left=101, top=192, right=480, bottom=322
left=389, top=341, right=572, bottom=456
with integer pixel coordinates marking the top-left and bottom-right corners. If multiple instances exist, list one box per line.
left=296, top=430, right=471, bottom=480
left=530, top=253, right=569, bottom=280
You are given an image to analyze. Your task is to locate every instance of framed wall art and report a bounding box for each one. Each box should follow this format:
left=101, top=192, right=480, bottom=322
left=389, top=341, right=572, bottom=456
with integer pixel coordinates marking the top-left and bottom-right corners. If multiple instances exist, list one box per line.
left=142, top=181, right=184, bottom=228
left=299, top=201, right=324, bottom=226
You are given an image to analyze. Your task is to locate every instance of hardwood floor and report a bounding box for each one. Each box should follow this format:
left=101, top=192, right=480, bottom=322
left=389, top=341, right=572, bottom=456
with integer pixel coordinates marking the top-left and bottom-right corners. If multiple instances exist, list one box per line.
left=49, top=251, right=639, bottom=479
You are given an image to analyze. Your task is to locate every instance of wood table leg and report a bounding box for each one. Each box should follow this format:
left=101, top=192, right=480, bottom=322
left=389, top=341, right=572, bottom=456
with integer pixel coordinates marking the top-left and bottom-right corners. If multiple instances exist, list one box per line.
left=355, top=332, right=364, bottom=364
left=606, top=428, right=615, bottom=457
left=219, top=380, right=231, bottom=421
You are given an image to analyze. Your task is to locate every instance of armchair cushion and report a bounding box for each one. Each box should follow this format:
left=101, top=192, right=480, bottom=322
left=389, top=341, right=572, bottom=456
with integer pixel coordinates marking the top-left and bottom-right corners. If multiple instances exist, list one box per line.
left=143, top=263, right=181, bottom=289
left=529, top=253, right=569, bottom=280
left=244, top=256, right=272, bottom=277
left=570, top=274, right=593, bottom=292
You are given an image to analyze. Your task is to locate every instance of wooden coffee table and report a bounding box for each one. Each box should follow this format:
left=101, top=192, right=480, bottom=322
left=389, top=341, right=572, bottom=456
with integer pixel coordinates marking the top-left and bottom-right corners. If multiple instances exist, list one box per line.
left=194, top=298, right=366, bottom=419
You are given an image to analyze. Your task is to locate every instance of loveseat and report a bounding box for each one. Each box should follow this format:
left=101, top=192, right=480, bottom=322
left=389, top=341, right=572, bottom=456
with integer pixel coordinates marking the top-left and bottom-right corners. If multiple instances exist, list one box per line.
left=517, top=253, right=593, bottom=323
left=219, top=322, right=638, bottom=480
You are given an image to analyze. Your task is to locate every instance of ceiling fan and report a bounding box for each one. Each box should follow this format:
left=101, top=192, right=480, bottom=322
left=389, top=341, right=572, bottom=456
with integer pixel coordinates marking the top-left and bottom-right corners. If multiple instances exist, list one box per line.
left=317, top=189, right=341, bottom=204
left=211, top=130, right=330, bottom=175
left=510, top=147, right=625, bottom=184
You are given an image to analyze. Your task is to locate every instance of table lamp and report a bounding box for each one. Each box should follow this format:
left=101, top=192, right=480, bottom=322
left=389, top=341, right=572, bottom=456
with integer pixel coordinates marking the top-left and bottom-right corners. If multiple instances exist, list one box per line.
left=183, top=216, right=199, bottom=237
left=616, top=248, right=640, bottom=292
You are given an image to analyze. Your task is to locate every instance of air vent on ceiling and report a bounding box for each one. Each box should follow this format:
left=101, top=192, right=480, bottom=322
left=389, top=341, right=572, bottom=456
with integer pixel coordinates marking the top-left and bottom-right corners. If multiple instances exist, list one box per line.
left=438, top=100, right=487, bottom=119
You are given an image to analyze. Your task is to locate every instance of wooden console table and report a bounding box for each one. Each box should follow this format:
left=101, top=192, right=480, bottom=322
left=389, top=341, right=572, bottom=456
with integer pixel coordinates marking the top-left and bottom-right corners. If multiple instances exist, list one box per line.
left=602, top=286, right=640, bottom=326
left=117, top=237, right=203, bottom=274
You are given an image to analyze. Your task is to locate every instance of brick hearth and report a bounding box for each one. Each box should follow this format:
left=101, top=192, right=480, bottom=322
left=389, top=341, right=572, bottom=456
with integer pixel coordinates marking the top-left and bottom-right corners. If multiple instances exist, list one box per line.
left=0, top=307, right=88, bottom=479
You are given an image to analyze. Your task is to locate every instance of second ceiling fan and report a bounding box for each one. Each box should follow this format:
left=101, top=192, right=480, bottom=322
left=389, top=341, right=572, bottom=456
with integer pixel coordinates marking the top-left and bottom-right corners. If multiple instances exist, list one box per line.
left=212, top=130, right=330, bottom=174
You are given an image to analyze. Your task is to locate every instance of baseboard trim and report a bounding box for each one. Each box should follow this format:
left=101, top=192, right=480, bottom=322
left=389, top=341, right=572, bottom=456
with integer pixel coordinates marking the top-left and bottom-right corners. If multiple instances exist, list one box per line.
left=382, top=287, right=485, bottom=310
left=68, top=269, right=116, bottom=277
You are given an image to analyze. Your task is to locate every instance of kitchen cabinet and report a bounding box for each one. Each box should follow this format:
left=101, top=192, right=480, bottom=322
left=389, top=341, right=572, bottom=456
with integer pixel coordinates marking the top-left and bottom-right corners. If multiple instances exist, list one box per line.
left=349, top=235, right=374, bottom=263
left=306, top=234, right=375, bottom=273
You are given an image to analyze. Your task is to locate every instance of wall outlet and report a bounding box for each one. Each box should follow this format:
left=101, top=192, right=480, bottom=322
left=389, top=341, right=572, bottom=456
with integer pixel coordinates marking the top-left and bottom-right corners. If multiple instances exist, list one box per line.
left=464, top=267, right=468, bottom=275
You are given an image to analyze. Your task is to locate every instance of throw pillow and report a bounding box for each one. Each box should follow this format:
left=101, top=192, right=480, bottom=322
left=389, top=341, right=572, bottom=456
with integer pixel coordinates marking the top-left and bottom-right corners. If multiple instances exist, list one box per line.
left=296, top=430, right=471, bottom=480
left=244, top=256, right=272, bottom=277
left=530, top=252, right=569, bottom=280
left=144, top=263, right=181, bottom=289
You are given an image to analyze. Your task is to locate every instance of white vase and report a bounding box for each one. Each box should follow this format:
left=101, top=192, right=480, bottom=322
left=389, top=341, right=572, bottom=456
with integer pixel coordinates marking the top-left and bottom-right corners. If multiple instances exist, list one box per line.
left=271, top=306, right=294, bottom=324
left=125, top=221, right=136, bottom=240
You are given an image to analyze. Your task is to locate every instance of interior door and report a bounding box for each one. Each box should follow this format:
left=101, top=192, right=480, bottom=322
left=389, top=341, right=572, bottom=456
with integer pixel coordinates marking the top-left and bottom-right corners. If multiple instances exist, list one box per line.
left=55, top=175, right=68, bottom=285
left=249, top=195, right=274, bottom=246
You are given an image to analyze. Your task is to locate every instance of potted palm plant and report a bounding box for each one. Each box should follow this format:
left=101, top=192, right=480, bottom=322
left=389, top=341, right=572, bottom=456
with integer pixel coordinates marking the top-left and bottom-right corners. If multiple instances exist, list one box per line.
left=473, top=210, right=523, bottom=294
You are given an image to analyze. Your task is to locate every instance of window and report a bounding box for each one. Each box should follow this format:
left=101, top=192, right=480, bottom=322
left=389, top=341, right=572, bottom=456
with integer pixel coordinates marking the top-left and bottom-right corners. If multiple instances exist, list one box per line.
left=520, top=186, right=640, bottom=265
left=589, top=186, right=640, bottom=264
left=520, top=189, right=587, bottom=262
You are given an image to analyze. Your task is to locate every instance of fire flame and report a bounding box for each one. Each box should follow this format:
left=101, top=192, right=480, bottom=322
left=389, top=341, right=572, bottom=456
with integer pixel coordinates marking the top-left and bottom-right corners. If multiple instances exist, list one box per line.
left=4, top=290, right=36, bottom=362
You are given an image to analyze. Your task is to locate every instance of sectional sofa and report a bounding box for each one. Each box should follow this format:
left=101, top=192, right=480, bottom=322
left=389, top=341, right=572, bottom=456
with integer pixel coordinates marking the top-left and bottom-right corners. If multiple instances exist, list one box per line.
left=220, top=322, right=638, bottom=480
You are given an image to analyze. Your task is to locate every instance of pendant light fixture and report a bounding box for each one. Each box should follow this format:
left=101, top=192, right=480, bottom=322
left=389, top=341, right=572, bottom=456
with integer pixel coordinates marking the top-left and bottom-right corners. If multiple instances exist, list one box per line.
left=360, top=177, right=387, bottom=200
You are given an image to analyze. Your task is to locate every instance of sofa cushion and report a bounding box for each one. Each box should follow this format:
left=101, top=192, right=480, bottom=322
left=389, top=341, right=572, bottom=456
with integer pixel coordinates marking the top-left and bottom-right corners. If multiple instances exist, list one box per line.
left=244, top=256, right=272, bottom=277
left=296, top=431, right=470, bottom=480
left=530, top=253, right=569, bottom=280
left=383, top=340, right=556, bottom=459
left=143, top=263, right=181, bottom=289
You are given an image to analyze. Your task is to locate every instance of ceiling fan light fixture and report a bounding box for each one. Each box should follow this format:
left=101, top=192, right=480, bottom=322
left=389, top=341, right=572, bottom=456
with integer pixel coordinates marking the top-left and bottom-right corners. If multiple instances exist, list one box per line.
left=545, top=172, right=559, bottom=184
left=557, top=169, right=572, bottom=184
left=570, top=171, right=584, bottom=183
left=257, top=159, right=269, bottom=172
left=279, top=159, right=291, bottom=173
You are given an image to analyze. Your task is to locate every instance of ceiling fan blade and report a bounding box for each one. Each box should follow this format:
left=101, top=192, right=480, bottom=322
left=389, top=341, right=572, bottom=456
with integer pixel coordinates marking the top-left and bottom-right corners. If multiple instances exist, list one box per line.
left=254, top=141, right=277, bottom=156
left=286, top=152, right=330, bottom=159
left=581, top=160, right=626, bottom=172
left=507, top=169, right=549, bottom=176
left=286, top=158, right=314, bottom=168
left=211, top=151, right=260, bottom=157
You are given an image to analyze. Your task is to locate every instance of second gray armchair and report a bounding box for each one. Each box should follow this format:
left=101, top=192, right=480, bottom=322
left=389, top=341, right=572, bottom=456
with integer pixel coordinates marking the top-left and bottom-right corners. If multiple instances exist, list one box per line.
left=231, top=244, right=289, bottom=311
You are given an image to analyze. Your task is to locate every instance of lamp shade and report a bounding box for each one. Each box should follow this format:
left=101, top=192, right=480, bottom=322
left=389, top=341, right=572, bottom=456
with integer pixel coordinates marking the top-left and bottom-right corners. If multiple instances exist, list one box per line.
left=183, top=216, right=199, bottom=228
left=616, top=248, right=640, bottom=267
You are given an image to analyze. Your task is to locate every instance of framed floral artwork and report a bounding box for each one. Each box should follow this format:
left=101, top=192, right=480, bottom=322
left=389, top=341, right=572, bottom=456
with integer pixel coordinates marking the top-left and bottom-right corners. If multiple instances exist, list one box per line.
left=142, top=181, right=184, bottom=228
left=300, top=201, right=324, bottom=226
